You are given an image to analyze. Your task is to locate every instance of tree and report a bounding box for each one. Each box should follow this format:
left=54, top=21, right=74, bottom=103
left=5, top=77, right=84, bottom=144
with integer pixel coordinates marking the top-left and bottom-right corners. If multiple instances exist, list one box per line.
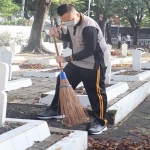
left=114, top=0, right=146, bottom=45
left=144, top=0, right=150, bottom=15
left=51, top=0, right=85, bottom=26
left=0, top=0, right=20, bottom=21
left=25, top=0, right=51, bottom=53
left=91, top=0, right=115, bottom=44
left=141, top=9, right=150, bottom=27
left=25, top=0, right=85, bottom=53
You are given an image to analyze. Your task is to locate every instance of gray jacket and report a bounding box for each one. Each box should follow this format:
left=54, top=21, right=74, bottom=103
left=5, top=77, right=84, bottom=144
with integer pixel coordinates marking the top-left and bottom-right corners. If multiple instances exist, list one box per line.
left=59, top=14, right=110, bottom=69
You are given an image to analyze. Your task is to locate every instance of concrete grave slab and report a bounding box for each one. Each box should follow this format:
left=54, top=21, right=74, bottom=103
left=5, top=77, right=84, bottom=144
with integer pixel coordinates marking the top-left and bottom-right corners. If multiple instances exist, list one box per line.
left=0, top=118, right=50, bottom=150
left=108, top=81, right=150, bottom=124
left=42, top=42, right=63, bottom=54
left=28, top=58, right=58, bottom=66
left=39, top=81, right=129, bottom=107
left=141, top=61, right=150, bottom=69
left=12, top=65, right=20, bottom=71
left=111, top=70, right=150, bottom=81
left=47, top=130, right=87, bottom=150
left=23, top=68, right=60, bottom=78
left=13, top=56, right=25, bottom=61
left=5, top=77, right=32, bottom=91
left=111, top=57, right=132, bottom=65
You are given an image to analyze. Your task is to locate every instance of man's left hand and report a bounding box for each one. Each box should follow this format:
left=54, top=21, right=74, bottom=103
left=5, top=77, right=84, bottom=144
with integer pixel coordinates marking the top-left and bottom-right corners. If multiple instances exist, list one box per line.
left=55, top=56, right=66, bottom=63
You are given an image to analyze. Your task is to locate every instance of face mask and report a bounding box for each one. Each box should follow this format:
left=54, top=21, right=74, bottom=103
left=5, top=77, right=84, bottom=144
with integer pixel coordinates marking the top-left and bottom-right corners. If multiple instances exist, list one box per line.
left=63, top=19, right=77, bottom=27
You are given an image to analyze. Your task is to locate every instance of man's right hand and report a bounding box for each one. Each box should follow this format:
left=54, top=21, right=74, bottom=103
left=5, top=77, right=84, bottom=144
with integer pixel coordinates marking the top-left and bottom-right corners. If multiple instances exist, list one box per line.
left=49, top=27, right=59, bottom=38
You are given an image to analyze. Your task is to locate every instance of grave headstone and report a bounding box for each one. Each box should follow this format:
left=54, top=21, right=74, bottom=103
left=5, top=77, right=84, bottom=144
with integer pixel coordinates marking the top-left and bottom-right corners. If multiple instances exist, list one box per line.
left=0, top=48, right=13, bottom=80
left=0, top=62, right=9, bottom=125
left=105, top=60, right=112, bottom=85
left=107, top=44, right=112, bottom=53
left=0, top=46, right=8, bottom=58
left=42, top=42, right=63, bottom=55
left=121, top=43, right=128, bottom=56
left=10, top=42, right=16, bottom=56
left=132, top=49, right=142, bottom=71
left=105, top=44, right=111, bottom=61
left=62, top=47, right=72, bottom=68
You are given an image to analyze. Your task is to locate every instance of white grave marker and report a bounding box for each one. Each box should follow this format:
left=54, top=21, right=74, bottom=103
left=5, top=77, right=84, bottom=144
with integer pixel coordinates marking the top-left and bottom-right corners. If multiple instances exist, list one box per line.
left=63, top=47, right=72, bottom=68
left=10, top=42, right=16, bottom=56
left=105, top=60, right=112, bottom=84
left=0, top=48, right=13, bottom=80
left=132, top=49, right=142, bottom=71
left=121, top=43, right=128, bottom=56
left=104, top=44, right=112, bottom=84
left=0, top=62, right=9, bottom=125
left=0, top=46, right=7, bottom=58
left=107, top=44, right=112, bottom=54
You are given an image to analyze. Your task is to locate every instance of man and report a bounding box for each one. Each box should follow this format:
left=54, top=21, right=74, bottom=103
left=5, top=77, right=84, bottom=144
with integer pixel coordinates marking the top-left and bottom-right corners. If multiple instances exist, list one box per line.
left=117, top=34, right=121, bottom=49
left=126, top=33, right=131, bottom=49
left=37, top=4, right=110, bottom=135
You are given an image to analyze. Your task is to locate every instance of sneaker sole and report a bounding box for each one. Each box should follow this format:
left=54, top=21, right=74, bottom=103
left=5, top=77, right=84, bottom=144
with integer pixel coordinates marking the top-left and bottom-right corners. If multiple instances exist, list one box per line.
left=37, top=115, right=65, bottom=119
left=89, top=127, right=107, bottom=135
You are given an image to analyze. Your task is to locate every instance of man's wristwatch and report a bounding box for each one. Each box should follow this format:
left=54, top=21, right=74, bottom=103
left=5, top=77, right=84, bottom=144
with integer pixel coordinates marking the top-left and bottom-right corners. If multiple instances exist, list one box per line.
left=64, top=56, right=71, bottom=62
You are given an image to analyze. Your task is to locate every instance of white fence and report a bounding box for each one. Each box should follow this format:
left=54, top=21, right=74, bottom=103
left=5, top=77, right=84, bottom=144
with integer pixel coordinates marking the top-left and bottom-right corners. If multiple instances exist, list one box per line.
left=111, top=36, right=150, bottom=45
left=0, top=25, right=31, bottom=40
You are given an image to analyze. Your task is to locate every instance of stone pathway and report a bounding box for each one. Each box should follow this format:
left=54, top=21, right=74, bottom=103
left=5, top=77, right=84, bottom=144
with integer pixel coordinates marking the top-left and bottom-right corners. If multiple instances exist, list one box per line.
left=90, top=96, right=150, bottom=141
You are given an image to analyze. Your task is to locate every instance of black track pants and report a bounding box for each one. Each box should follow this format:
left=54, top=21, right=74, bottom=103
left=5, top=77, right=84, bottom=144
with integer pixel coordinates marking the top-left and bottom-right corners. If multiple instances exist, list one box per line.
left=49, top=62, right=107, bottom=126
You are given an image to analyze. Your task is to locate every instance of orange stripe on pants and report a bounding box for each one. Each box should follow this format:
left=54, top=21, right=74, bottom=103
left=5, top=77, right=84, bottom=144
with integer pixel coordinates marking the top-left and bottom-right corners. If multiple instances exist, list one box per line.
left=96, top=67, right=104, bottom=119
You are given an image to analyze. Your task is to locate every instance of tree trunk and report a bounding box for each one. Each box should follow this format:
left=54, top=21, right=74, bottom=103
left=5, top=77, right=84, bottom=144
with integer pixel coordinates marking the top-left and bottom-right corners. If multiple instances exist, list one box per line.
left=106, top=22, right=112, bottom=44
left=24, top=0, right=52, bottom=54
left=128, top=16, right=141, bottom=45
left=133, top=27, right=139, bottom=45
left=54, top=18, right=58, bottom=27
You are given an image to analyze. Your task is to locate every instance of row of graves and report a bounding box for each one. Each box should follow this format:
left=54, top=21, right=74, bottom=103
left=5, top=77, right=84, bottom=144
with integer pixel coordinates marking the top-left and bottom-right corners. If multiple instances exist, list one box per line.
left=0, top=43, right=150, bottom=149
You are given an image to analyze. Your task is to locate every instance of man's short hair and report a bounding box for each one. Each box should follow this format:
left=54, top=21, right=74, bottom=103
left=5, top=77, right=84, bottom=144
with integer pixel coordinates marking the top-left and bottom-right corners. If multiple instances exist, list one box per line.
left=57, top=4, right=76, bottom=16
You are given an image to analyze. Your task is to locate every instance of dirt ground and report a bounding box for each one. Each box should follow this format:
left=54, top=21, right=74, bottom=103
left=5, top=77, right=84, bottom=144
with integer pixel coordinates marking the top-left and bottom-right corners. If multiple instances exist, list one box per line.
left=8, top=50, right=150, bottom=104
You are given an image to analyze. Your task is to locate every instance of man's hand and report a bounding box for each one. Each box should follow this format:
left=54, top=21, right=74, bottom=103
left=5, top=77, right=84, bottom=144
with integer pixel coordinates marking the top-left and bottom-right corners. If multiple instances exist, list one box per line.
left=49, top=27, right=59, bottom=38
left=55, top=56, right=66, bottom=63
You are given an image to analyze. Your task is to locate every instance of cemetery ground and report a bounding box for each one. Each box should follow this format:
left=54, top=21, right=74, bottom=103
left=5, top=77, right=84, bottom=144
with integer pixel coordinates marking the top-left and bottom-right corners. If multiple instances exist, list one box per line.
left=4, top=51, right=150, bottom=149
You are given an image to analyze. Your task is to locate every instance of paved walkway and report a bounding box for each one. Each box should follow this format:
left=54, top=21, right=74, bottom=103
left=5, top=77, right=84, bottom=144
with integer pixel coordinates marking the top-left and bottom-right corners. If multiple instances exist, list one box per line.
left=90, top=95, right=150, bottom=141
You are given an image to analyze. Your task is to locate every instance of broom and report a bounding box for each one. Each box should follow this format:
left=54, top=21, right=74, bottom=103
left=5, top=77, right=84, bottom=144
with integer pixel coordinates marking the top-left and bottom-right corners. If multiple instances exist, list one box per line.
left=52, top=36, right=89, bottom=126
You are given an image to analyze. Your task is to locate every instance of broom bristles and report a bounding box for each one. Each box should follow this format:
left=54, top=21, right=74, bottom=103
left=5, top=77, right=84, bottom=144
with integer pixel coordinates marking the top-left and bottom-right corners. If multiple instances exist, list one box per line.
left=59, top=78, right=89, bottom=126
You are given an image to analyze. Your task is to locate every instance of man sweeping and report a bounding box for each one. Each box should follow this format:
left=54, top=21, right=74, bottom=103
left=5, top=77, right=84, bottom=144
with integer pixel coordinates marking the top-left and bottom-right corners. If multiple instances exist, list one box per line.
left=37, top=4, right=110, bottom=135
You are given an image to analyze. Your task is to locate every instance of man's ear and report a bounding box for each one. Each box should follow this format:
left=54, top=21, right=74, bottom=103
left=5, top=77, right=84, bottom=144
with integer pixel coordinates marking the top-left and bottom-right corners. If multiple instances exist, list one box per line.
left=77, top=13, right=80, bottom=18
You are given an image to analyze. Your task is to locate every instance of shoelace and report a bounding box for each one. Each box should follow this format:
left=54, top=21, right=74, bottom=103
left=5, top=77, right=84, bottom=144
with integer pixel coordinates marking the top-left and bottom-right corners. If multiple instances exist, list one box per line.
left=45, top=108, right=53, bottom=113
left=93, top=122, right=99, bottom=128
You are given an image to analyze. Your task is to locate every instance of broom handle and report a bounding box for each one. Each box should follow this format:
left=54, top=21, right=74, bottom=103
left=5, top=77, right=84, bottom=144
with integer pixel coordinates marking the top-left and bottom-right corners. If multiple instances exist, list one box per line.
left=52, top=36, right=63, bottom=72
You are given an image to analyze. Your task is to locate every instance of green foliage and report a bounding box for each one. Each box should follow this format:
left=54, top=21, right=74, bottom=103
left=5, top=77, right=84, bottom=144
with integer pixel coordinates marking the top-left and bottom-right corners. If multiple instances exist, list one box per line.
left=12, top=32, right=26, bottom=45
left=52, top=0, right=84, bottom=5
left=0, top=31, right=28, bottom=46
left=141, top=8, right=150, bottom=27
left=0, top=0, right=20, bottom=18
left=0, top=31, right=11, bottom=46
left=50, top=0, right=85, bottom=19
left=114, top=0, right=147, bottom=26
left=93, top=0, right=115, bottom=17
left=141, top=15, right=150, bottom=27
